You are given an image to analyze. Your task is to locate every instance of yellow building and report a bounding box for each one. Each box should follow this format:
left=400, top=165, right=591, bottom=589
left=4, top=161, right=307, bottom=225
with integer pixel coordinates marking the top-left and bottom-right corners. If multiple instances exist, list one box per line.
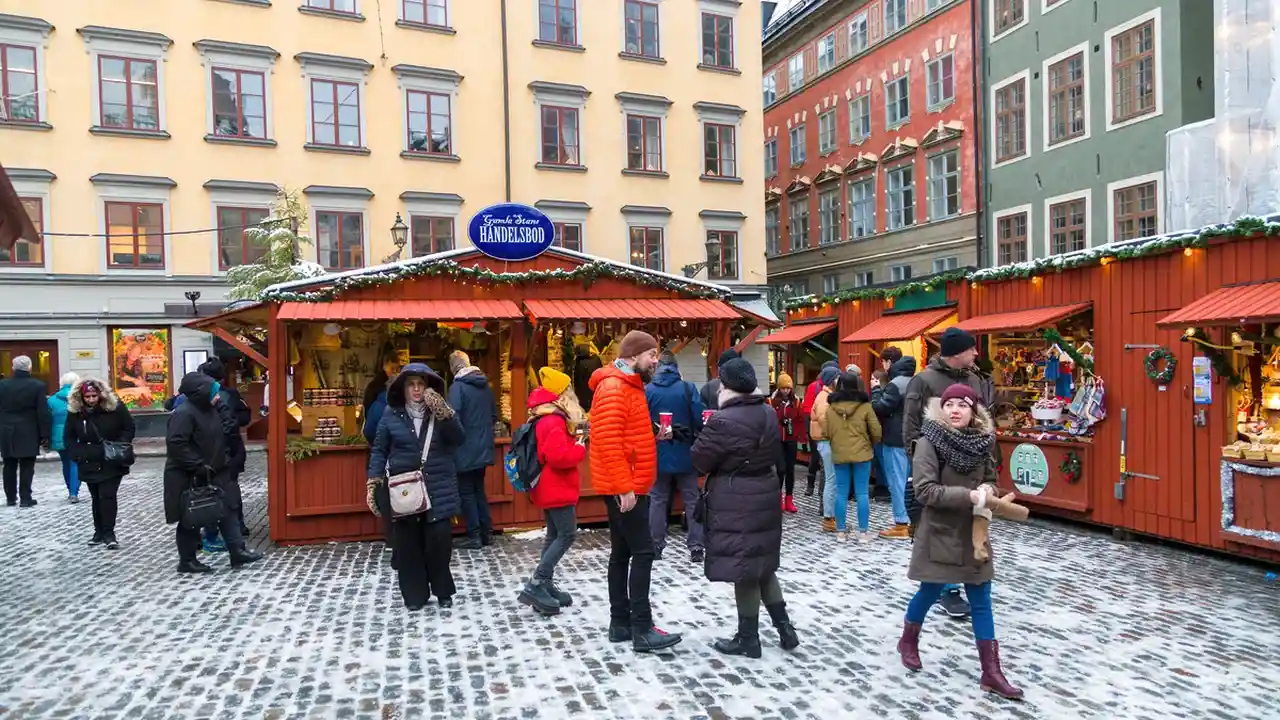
left=0, top=0, right=765, bottom=408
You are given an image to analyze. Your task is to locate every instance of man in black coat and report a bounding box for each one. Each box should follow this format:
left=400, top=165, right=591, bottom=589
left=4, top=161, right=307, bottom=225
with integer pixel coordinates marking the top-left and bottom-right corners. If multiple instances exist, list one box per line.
left=446, top=351, right=496, bottom=550
left=0, top=355, right=52, bottom=506
left=572, top=344, right=602, bottom=412
left=164, top=372, right=262, bottom=574
left=699, top=349, right=741, bottom=412
left=871, top=355, right=916, bottom=539
left=199, top=357, right=251, bottom=539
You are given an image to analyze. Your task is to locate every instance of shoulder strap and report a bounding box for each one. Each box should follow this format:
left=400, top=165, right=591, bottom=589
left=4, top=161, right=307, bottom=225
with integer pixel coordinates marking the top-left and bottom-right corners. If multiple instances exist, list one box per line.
left=419, top=417, right=436, bottom=464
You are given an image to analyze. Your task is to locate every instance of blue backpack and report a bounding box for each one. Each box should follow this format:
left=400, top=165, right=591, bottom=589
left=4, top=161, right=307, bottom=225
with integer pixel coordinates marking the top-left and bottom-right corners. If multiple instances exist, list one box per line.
left=503, top=418, right=544, bottom=492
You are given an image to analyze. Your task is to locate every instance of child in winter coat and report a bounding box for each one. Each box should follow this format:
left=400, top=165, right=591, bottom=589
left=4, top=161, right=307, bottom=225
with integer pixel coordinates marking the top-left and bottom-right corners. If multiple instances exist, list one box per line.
left=518, top=367, right=587, bottom=616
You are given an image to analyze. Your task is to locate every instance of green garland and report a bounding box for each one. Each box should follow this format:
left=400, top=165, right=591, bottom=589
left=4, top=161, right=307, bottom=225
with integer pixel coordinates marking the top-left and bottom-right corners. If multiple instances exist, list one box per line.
left=1145, top=347, right=1177, bottom=384
left=1194, top=339, right=1244, bottom=387
left=1042, top=328, right=1094, bottom=374
left=785, top=270, right=969, bottom=311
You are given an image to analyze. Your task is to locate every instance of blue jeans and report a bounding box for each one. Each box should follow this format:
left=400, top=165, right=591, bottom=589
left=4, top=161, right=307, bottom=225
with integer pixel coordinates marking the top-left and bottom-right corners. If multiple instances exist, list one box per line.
left=457, top=469, right=493, bottom=541
left=881, top=446, right=910, bottom=524
left=906, top=581, right=995, bottom=640
left=833, top=461, right=871, bottom=532
left=58, top=451, right=80, bottom=497
left=818, top=441, right=836, bottom=518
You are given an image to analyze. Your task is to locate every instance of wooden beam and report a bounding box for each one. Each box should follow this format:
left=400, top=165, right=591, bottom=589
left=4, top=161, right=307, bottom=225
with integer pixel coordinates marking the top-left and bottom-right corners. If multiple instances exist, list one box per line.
left=734, top=324, right=766, bottom=352
left=212, top=327, right=268, bottom=368
left=668, top=338, right=691, bottom=355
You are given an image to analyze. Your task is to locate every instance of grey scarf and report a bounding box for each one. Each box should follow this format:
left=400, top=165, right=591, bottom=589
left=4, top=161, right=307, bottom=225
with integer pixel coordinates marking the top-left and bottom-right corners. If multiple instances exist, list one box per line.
left=920, top=419, right=994, bottom=474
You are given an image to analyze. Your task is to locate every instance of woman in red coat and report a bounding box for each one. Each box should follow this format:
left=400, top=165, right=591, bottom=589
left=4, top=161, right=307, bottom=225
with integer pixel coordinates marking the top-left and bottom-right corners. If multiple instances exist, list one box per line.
left=519, top=367, right=587, bottom=616
left=771, top=372, right=801, bottom=514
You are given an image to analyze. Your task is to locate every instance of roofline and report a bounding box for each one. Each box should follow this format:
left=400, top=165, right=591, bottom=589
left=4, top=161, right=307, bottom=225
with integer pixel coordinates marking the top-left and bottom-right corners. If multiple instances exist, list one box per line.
left=764, top=0, right=846, bottom=51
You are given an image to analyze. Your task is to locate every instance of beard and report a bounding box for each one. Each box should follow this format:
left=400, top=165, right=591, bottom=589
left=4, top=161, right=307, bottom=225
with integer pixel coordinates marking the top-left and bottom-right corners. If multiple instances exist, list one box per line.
left=637, top=366, right=655, bottom=384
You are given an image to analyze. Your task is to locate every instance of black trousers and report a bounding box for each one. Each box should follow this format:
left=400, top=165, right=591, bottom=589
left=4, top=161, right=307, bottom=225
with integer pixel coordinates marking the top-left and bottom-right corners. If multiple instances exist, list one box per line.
left=606, top=494, right=655, bottom=630
left=87, top=478, right=122, bottom=536
left=777, top=441, right=798, bottom=496
left=392, top=514, right=455, bottom=607
left=2, top=456, right=35, bottom=503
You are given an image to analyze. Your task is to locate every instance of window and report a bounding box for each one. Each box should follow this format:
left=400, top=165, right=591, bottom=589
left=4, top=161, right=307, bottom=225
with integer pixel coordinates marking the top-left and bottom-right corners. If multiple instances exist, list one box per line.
left=994, top=0, right=1024, bottom=35
left=994, top=77, right=1026, bottom=163
left=926, top=54, right=954, bottom=109
left=308, top=0, right=358, bottom=13
left=787, top=54, right=804, bottom=90
left=316, top=211, right=364, bottom=270
left=848, top=177, right=875, bottom=239
left=927, top=151, right=960, bottom=220
left=407, top=216, right=453, bottom=256
left=996, top=212, right=1028, bottom=265
left=217, top=206, right=270, bottom=269
left=884, top=0, right=908, bottom=35
left=540, top=106, right=580, bottom=165
left=406, top=90, right=451, bottom=154
left=764, top=139, right=778, bottom=178
left=891, top=264, right=912, bottom=282
left=817, top=33, right=835, bottom=74
left=707, top=230, right=738, bottom=280
left=99, top=57, right=159, bottom=131
left=788, top=197, right=810, bottom=251
left=926, top=0, right=953, bottom=9
left=211, top=68, right=266, bottom=139
left=763, top=72, right=777, bottom=106
left=626, top=115, right=663, bottom=172
left=628, top=226, right=663, bottom=270
left=1111, top=19, right=1157, bottom=124
left=848, top=14, right=868, bottom=55
left=818, top=110, right=836, bottom=154
left=789, top=125, right=806, bottom=166
left=932, top=256, right=959, bottom=273
left=1049, top=198, right=1086, bottom=254
left=1, top=197, right=41, bottom=265
left=703, top=124, right=736, bottom=177
left=885, top=75, right=910, bottom=127
left=701, top=13, right=734, bottom=69
left=0, top=44, right=38, bottom=123
left=1048, top=52, right=1086, bottom=144
left=538, top=0, right=577, bottom=45
left=625, top=0, right=660, bottom=58
left=849, top=94, right=871, bottom=142
left=766, top=205, right=780, bottom=256
left=822, top=274, right=840, bottom=294
left=854, top=271, right=873, bottom=287
left=553, top=222, right=582, bottom=251
left=311, top=79, right=361, bottom=147
left=818, top=189, right=841, bottom=245
left=886, top=165, right=915, bottom=230
left=402, top=0, right=447, bottom=26
left=1114, top=182, right=1158, bottom=241
left=105, top=202, right=164, bottom=268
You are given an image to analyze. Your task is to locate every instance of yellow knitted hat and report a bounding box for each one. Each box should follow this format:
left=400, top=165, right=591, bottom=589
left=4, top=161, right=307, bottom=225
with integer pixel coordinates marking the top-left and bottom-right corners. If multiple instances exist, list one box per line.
left=538, top=367, right=571, bottom=396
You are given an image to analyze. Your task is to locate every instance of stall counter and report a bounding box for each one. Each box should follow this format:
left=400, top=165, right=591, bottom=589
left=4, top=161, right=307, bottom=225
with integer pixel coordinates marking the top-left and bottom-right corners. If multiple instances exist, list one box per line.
left=1219, top=457, right=1280, bottom=552
left=994, top=434, right=1091, bottom=514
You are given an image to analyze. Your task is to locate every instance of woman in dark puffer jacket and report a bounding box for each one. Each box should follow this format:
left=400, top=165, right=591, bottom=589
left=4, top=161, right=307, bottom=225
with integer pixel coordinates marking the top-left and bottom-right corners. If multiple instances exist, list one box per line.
left=692, top=358, right=800, bottom=658
left=64, top=378, right=135, bottom=549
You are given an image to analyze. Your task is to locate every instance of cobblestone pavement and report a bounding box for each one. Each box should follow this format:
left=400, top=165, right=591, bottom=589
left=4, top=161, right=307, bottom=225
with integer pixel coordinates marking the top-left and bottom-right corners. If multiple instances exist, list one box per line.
left=1, top=458, right=1276, bottom=720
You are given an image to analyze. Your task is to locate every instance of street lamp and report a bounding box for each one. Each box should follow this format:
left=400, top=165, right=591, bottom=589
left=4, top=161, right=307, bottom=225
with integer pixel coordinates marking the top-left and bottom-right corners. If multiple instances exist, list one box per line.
left=184, top=290, right=202, bottom=316
left=681, top=234, right=723, bottom=278
left=383, top=213, right=410, bottom=263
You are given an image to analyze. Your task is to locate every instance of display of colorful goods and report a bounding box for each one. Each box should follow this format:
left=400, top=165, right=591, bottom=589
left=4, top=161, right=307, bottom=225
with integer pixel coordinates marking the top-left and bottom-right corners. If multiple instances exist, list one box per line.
left=302, top=388, right=356, bottom=406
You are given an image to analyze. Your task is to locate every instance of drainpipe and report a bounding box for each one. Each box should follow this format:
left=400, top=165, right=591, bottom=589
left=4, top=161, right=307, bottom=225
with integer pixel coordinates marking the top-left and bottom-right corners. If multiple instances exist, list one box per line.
left=970, top=0, right=986, bottom=266
left=500, top=0, right=513, bottom=202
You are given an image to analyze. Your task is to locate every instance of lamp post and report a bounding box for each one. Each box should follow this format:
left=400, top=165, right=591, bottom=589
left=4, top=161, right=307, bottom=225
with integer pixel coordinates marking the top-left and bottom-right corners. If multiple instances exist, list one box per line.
left=680, top=234, right=724, bottom=278
left=383, top=213, right=410, bottom=263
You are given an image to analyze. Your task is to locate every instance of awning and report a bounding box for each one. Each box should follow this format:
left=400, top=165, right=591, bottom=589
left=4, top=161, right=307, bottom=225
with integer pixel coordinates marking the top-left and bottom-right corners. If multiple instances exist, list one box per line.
left=732, top=298, right=784, bottom=328
left=522, top=298, right=742, bottom=321
left=1158, top=280, right=1280, bottom=327
left=951, top=302, right=1092, bottom=335
left=277, top=299, right=523, bottom=321
left=841, top=307, right=955, bottom=343
left=757, top=321, right=838, bottom=345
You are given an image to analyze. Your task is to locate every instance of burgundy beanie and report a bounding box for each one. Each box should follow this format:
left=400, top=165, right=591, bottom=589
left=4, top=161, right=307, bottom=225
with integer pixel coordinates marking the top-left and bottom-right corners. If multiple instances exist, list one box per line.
left=617, top=330, right=659, bottom=359
left=939, top=383, right=983, bottom=408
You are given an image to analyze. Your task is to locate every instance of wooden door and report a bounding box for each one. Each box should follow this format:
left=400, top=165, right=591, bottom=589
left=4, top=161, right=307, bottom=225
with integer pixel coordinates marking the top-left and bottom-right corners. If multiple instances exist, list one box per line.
left=0, top=340, right=59, bottom=394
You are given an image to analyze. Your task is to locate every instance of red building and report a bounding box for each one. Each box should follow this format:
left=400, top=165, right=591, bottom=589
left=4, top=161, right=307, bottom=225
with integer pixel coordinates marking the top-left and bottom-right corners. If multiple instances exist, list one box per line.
left=763, top=0, right=981, bottom=300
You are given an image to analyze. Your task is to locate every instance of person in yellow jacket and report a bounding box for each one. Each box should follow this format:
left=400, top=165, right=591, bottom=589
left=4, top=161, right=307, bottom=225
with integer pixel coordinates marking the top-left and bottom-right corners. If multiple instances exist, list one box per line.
left=824, top=371, right=882, bottom=543
left=807, top=366, right=841, bottom=531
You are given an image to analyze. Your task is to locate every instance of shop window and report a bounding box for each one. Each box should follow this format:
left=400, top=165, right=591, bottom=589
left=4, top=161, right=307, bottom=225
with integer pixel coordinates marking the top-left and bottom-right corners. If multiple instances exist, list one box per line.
left=700, top=13, right=734, bottom=69
left=402, top=0, right=448, bottom=28
left=885, top=75, right=910, bottom=128
left=628, top=226, right=663, bottom=271
left=0, top=43, right=39, bottom=123
left=211, top=68, right=266, bottom=140
left=789, top=124, right=806, bottom=166
left=217, top=206, right=270, bottom=269
left=822, top=273, right=840, bottom=294
left=818, top=188, right=841, bottom=245
left=410, top=215, right=454, bottom=256
left=818, top=110, right=836, bottom=155
left=927, top=150, right=960, bottom=220
left=787, top=54, right=804, bottom=90
left=849, top=94, right=871, bottom=143
left=624, top=0, right=661, bottom=58
left=1049, top=198, right=1087, bottom=254
left=763, top=72, right=777, bottom=107
left=540, top=106, right=580, bottom=166
left=316, top=210, right=364, bottom=270
left=99, top=56, right=160, bottom=132
left=109, top=328, right=172, bottom=411
left=311, top=78, right=362, bottom=148
left=704, top=123, right=736, bottom=178
left=1114, top=182, right=1158, bottom=241
left=816, top=33, right=835, bottom=74
left=627, top=114, right=663, bottom=172
left=994, top=75, right=1027, bottom=163
left=1110, top=18, right=1157, bottom=124
left=884, top=0, right=908, bottom=36
left=996, top=211, right=1028, bottom=265
left=927, top=54, right=955, bottom=110
left=1048, top=51, right=1085, bottom=145
left=886, top=165, right=915, bottom=230
left=932, top=256, right=959, bottom=273
left=847, top=176, right=875, bottom=239
left=406, top=90, right=451, bottom=155
left=764, top=138, right=778, bottom=179
left=706, top=229, right=738, bottom=280
left=788, top=196, right=810, bottom=251
left=306, top=0, right=359, bottom=14
left=553, top=222, right=582, bottom=252
left=848, top=13, right=868, bottom=55
left=854, top=271, right=873, bottom=287
left=0, top=197, right=42, bottom=266
left=765, top=205, right=780, bottom=256
left=891, top=264, right=912, bottom=282
left=994, top=0, right=1024, bottom=37
left=105, top=202, right=164, bottom=269
left=538, top=0, right=578, bottom=46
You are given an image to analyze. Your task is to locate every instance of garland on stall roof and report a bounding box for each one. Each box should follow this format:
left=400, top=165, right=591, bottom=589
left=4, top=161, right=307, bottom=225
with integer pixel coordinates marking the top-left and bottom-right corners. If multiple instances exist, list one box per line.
left=786, top=270, right=969, bottom=312
left=260, top=259, right=729, bottom=303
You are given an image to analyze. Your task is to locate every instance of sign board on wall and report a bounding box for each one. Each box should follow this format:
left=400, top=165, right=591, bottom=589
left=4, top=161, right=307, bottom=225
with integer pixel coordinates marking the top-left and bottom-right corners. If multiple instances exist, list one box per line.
left=74, top=350, right=95, bottom=360
left=1009, top=443, right=1049, bottom=496
left=1192, top=356, right=1212, bottom=405
left=110, top=328, right=171, bottom=411
left=467, top=203, right=555, bottom=262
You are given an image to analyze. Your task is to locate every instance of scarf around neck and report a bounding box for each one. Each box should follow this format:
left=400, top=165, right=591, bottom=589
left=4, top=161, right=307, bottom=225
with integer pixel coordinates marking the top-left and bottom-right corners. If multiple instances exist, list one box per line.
left=920, top=419, right=994, bottom=475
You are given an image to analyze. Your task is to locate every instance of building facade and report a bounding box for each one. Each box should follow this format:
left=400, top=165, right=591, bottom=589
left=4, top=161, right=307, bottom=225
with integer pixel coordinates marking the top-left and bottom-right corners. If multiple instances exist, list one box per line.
left=0, top=0, right=763, bottom=402
left=981, top=0, right=1213, bottom=267
left=762, top=0, right=980, bottom=301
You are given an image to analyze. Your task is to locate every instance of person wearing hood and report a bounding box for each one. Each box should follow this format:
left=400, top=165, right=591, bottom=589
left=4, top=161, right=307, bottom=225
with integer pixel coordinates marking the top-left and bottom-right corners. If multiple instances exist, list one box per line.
left=699, top=348, right=741, bottom=412
left=809, top=365, right=841, bottom=531
left=872, top=355, right=917, bottom=539
left=801, top=360, right=839, bottom=497
left=572, top=344, right=603, bottom=412
left=770, top=372, right=801, bottom=514
left=0, top=355, right=51, bottom=507
left=518, top=367, right=587, bottom=615
left=196, top=357, right=251, bottom=550
left=644, top=352, right=706, bottom=562
left=446, top=350, right=497, bottom=550
left=48, top=372, right=82, bottom=503
left=367, top=363, right=465, bottom=610
left=692, top=358, right=799, bottom=658
left=825, top=372, right=882, bottom=542
left=64, top=377, right=135, bottom=548
left=164, top=372, right=263, bottom=573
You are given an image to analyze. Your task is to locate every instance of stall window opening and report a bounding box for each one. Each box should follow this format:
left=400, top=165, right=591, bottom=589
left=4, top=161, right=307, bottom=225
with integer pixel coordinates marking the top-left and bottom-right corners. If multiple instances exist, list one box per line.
left=629, top=226, right=663, bottom=271
left=553, top=222, right=582, bottom=251
left=410, top=215, right=453, bottom=256
left=707, top=230, right=738, bottom=281
left=997, top=211, right=1028, bottom=265
left=540, top=105, right=580, bottom=165
left=1, top=198, right=42, bottom=266
left=106, top=202, right=164, bottom=269
left=1114, top=181, right=1157, bottom=241
left=218, top=206, right=270, bottom=269
left=317, top=211, right=364, bottom=271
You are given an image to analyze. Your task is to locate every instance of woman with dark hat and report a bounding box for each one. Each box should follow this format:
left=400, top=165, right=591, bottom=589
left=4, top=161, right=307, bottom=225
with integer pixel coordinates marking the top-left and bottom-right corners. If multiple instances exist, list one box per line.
left=367, top=363, right=465, bottom=610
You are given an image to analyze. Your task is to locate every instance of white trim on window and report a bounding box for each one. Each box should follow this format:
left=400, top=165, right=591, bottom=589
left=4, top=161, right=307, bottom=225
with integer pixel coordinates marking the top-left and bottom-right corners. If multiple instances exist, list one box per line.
left=1104, top=7, right=1163, bottom=133
left=531, top=81, right=590, bottom=168
left=1041, top=0, right=1074, bottom=16
left=1041, top=41, right=1090, bottom=153
left=309, top=197, right=370, bottom=270
left=989, top=68, right=1031, bottom=169
left=1106, top=171, right=1164, bottom=244
left=848, top=12, right=868, bottom=56
left=622, top=206, right=670, bottom=272
left=297, top=54, right=372, bottom=150
left=94, top=180, right=174, bottom=276
left=0, top=15, right=54, bottom=126
left=617, top=92, right=671, bottom=174
left=991, top=203, right=1033, bottom=267
left=697, top=0, right=739, bottom=71
left=194, top=41, right=279, bottom=142
left=536, top=200, right=590, bottom=254
left=990, top=0, right=1028, bottom=42
left=6, top=171, right=53, bottom=273
left=400, top=0, right=451, bottom=28
left=81, top=28, right=173, bottom=133
left=393, top=64, right=462, bottom=156
left=1042, top=187, right=1092, bottom=257
left=206, top=184, right=276, bottom=275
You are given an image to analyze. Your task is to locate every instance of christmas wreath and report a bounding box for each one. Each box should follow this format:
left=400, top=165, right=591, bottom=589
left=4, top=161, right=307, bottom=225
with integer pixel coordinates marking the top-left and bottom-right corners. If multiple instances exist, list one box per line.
left=1145, top=346, right=1177, bottom=385
left=1058, top=451, right=1082, bottom=484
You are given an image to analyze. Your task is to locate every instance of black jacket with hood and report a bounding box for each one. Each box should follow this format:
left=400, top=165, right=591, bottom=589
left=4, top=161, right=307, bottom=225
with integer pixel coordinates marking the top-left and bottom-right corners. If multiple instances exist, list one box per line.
left=163, top=373, right=228, bottom=524
left=871, top=356, right=916, bottom=448
left=64, top=378, right=136, bottom=484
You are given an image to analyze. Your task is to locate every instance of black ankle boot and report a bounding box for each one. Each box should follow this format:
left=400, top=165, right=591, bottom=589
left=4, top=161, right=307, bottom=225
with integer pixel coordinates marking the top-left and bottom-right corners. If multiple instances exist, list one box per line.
left=765, top=602, right=800, bottom=650
left=713, top=615, right=762, bottom=658
left=608, top=623, right=632, bottom=643
left=229, top=545, right=263, bottom=567
left=178, top=558, right=213, bottom=574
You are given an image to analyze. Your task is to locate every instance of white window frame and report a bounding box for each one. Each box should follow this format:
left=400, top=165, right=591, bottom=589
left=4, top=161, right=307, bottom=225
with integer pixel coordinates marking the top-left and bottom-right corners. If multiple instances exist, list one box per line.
left=849, top=94, right=871, bottom=143
left=822, top=273, right=840, bottom=294
left=818, top=109, right=837, bottom=155
left=694, top=101, right=744, bottom=179
left=394, top=64, right=463, bottom=158
left=818, top=187, right=841, bottom=245
left=1104, top=7, right=1163, bottom=133
left=885, top=163, right=915, bottom=231
left=763, top=71, right=777, bottom=106
left=927, top=150, right=960, bottom=221
left=926, top=53, right=955, bottom=110
left=885, top=74, right=910, bottom=129
left=890, top=264, right=912, bottom=282
left=205, top=181, right=277, bottom=274
left=884, top=0, right=908, bottom=36
left=622, top=206, right=671, bottom=271
left=697, top=0, right=739, bottom=71
left=932, top=256, right=959, bottom=273
left=194, top=40, right=279, bottom=143
left=764, top=138, right=778, bottom=178
left=1041, top=0, right=1074, bottom=16
left=991, top=203, right=1033, bottom=266
left=765, top=204, right=780, bottom=256
left=1042, top=41, right=1090, bottom=153
left=6, top=169, right=54, bottom=273
left=618, top=92, right=671, bottom=174
left=1043, top=187, right=1092, bottom=257
left=989, top=69, right=1031, bottom=169
left=854, top=271, right=873, bottom=287
left=0, top=15, right=53, bottom=127
left=787, top=54, right=804, bottom=90
left=847, top=175, right=875, bottom=239
left=307, top=191, right=371, bottom=270
left=990, top=0, right=1028, bottom=42
left=298, top=53, right=372, bottom=150
left=402, top=191, right=465, bottom=255
left=789, top=124, right=806, bottom=166
left=926, top=0, right=954, bottom=11
left=93, top=176, right=174, bottom=275
left=81, top=26, right=173, bottom=134
left=700, top=210, right=744, bottom=282
left=530, top=81, right=591, bottom=167
left=787, top=195, right=809, bottom=251
left=1106, top=171, right=1164, bottom=244
left=848, top=12, right=868, bottom=56
left=816, top=33, right=836, bottom=74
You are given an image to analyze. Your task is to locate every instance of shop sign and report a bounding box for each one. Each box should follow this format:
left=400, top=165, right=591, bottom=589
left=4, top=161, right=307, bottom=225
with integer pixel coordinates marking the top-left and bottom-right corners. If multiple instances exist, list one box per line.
left=468, top=203, right=555, bottom=262
left=1009, top=442, right=1049, bottom=496
left=74, top=350, right=95, bottom=359
left=1192, top=356, right=1212, bottom=405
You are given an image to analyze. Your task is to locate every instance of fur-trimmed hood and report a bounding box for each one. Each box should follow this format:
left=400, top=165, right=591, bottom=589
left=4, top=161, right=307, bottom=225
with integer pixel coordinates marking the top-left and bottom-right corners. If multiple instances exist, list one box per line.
left=923, top=397, right=994, bottom=435
left=67, top=377, right=119, bottom=413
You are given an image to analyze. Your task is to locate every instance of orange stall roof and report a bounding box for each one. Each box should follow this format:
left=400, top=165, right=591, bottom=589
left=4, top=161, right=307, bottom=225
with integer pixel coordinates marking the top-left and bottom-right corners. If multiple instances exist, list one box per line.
left=757, top=321, right=838, bottom=345
left=1158, top=280, right=1280, bottom=327
left=277, top=299, right=524, bottom=321
left=841, top=307, right=955, bottom=343
left=951, top=303, right=1092, bottom=334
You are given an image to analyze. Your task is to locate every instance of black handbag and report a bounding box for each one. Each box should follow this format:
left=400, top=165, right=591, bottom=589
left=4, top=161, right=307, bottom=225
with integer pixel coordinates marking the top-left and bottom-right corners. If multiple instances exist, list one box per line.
left=89, top=416, right=136, bottom=467
left=180, top=471, right=226, bottom=529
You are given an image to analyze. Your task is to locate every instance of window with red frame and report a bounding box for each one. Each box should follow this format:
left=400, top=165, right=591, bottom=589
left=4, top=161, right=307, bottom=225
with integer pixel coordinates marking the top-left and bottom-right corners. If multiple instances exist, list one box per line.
left=626, top=115, right=662, bottom=172
left=0, top=44, right=39, bottom=123
left=1114, top=182, right=1158, bottom=241
left=407, top=90, right=451, bottom=154
left=996, top=211, right=1028, bottom=266
left=540, top=106, right=580, bottom=165
left=624, top=0, right=660, bottom=58
left=1112, top=19, right=1156, bottom=124
left=553, top=222, right=582, bottom=251
left=402, top=0, right=447, bottom=26
left=628, top=226, right=663, bottom=271
left=703, top=123, right=736, bottom=177
left=706, top=230, right=738, bottom=280
left=212, top=68, right=266, bottom=139
left=316, top=211, right=364, bottom=270
left=99, top=56, right=159, bottom=131
left=538, top=0, right=577, bottom=45
left=307, top=0, right=358, bottom=14
left=216, top=207, right=270, bottom=269
left=410, top=215, right=454, bottom=256
left=701, top=13, right=734, bottom=68
left=0, top=198, right=43, bottom=265
left=311, top=78, right=361, bottom=147
left=106, top=202, right=165, bottom=269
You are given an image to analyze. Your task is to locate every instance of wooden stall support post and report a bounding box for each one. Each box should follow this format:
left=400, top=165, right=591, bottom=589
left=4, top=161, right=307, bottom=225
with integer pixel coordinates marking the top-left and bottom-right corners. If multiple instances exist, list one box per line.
left=734, top=325, right=766, bottom=352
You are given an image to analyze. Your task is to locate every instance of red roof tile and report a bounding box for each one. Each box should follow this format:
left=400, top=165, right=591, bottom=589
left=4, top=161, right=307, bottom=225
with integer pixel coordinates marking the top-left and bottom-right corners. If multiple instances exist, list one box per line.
left=841, top=308, right=955, bottom=343
left=1158, top=280, right=1280, bottom=326
left=951, top=303, right=1092, bottom=334
left=277, top=299, right=523, bottom=321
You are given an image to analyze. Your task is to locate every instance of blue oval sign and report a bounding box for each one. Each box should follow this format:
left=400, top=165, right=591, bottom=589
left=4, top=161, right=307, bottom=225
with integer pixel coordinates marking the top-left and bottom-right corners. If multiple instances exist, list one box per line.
left=468, top=203, right=556, bottom=262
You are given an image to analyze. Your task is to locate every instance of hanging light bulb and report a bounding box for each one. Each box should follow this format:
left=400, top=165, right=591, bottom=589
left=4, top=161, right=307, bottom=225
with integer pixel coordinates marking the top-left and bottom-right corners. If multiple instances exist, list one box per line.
left=1184, top=247, right=1194, bottom=257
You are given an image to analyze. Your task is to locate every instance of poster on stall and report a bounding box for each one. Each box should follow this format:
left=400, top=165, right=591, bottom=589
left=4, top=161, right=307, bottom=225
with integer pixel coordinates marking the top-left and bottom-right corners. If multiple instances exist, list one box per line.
left=111, top=328, right=171, bottom=411
left=1192, top=356, right=1212, bottom=405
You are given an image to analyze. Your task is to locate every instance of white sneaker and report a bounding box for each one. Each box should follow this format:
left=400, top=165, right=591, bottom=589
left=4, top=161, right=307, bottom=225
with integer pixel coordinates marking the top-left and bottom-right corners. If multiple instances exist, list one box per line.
left=68, top=495, right=80, bottom=504
left=837, top=531, right=849, bottom=543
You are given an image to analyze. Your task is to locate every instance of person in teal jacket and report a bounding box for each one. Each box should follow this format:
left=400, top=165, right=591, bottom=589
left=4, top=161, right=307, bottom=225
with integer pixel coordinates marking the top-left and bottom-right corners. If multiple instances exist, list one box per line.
left=48, top=372, right=81, bottom=502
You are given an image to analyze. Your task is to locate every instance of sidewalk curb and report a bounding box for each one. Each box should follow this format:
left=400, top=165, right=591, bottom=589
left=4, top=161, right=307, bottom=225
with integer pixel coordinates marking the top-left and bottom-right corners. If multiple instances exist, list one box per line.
left=36, top=445, right=267, bottom=462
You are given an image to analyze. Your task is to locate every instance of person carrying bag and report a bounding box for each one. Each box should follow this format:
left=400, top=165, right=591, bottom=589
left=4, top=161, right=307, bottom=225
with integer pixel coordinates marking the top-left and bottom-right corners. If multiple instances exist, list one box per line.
left=64, top=378, right=135, bottom=549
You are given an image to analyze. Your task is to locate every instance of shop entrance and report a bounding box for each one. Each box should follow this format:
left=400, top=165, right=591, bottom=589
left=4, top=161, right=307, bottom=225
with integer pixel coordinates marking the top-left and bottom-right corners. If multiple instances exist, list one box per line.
left=0, top=340, right=59, bottom=394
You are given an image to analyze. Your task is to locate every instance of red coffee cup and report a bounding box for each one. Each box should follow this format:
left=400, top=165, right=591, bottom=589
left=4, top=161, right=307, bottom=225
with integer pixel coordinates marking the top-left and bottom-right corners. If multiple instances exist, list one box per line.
left=659, top=412, right=673, bottom=431
left=702, top=410, right=714, bottom=423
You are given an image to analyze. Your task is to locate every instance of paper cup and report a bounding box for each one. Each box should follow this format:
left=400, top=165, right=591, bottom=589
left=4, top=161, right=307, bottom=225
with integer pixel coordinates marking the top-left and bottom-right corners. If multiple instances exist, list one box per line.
left=659, top=412, right=673, bottom=431
left=702, top=410, right=714, bottom=423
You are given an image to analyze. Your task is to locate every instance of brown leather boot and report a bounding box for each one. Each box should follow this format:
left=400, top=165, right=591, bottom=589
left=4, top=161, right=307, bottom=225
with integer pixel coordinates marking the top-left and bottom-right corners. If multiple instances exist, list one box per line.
left=977, top=640, right=1024, bottom=700
left=897, top=621, right=923, bottom=671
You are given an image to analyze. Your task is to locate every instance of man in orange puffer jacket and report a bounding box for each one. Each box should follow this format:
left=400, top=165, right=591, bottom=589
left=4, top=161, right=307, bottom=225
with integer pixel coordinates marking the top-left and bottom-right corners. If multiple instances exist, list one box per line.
left=588, top=330, right=682, bottom=653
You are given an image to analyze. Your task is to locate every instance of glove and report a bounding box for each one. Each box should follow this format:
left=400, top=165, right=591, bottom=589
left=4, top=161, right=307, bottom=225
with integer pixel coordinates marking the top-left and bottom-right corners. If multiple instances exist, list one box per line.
left=423, top=389, right=455, bottom=421
left=366, top=479, right=381, bottom=518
